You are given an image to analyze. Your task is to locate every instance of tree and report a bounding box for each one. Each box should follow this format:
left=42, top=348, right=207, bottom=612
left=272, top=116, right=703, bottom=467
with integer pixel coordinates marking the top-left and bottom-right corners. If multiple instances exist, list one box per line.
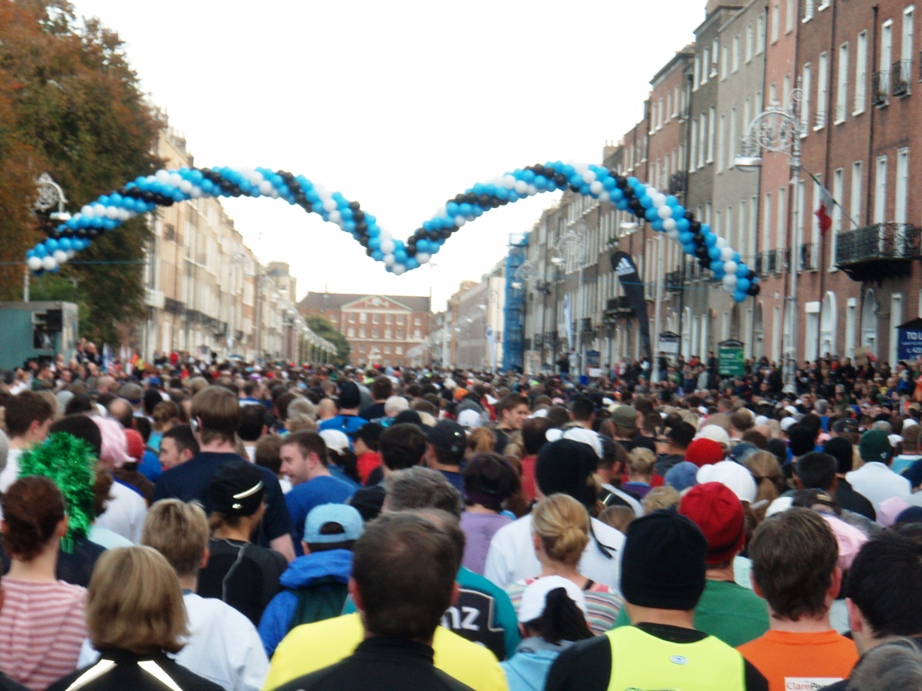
left=305, top=314, right=351, bottom=366
left=0, top=0, right=160, bottom=345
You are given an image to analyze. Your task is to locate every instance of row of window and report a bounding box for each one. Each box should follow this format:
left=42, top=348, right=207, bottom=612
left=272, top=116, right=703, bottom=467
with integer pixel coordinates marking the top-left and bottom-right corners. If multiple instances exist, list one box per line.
left=346, top=327, right=423, bottom=339
left=356, top=344, right=404, bottom=355
left=692, top=16, right=766, bottom=92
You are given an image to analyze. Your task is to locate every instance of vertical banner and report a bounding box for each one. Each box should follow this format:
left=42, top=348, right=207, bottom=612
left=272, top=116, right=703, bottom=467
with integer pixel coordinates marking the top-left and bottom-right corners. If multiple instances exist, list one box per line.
left=486, top=326, right=497, bottom=371
left=610, top=252, right=651, bottom=361
left=564, top=294, right=574, bottom=351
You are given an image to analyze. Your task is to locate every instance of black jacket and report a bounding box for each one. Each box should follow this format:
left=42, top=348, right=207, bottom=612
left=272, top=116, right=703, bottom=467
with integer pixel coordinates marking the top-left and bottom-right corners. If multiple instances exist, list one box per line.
left=274, top=637, right=473, bottom=691
left=47, top=649, right=223, bottom=691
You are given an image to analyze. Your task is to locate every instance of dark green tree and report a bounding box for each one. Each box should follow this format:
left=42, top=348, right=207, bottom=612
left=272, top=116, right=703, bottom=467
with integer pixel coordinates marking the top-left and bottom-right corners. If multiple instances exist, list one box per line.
left=0, top=0, right=161, bottom=345
left=305, top=314, right=351, bottom=366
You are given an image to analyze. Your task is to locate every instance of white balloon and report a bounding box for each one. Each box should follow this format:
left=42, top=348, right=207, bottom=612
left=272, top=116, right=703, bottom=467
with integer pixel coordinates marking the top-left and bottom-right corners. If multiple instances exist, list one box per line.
left=502, top=174, right=517, bottom=189
left=666, top=228, right=680, bottom=240
left=720, top=247, right=735, bottom=261
left=589, top=180, right=604, bottom=195
left=42, top=256, right=56, bottom=271
left=27, top=257, right=42, bottom=271
left=663, top=218, right=677, bottom=231
left=723, top=260, right=738, bottom=275
left=67, top=249, right=76, bottom=258
left=652, top=193, right=667, bottom=208
left=168, top=173, right=183, bottom=188
left=514, top=180, right=528, bottom=195
left=657, top=206, right=673, bottom=220
left=392, top=264, right=406, bottom=276
left=190, top=187, right=203, bottom=199
left=581, top=170, right=596, bottom=184
left=416, top=253, right=431, bottom=264
left=258, top=180, right=274, bottom=195
left=105, top=206, right=119, bottom=219
left=573, top=162, right=589, bottom=174
left=383, top=254, right=396, bottom=267
left=117, top=209, right=131, bottom=221
left=81, top=205, right=94, bottom=217
left=322, top=198, right=337, bottom=212
left=328, top=210, right=342, bottom=225
left=454, top=216, right=466, bottom=227
left=527, top=184, right=538, bottom=196
left=53, top=250, right=68, bottom=263
left=598, top=191, right=611, bottom=203
left=268, top=188, right=280, bottom=199
left=381, top=240, right=395, bottom=254
left=155, top=170, right=171, bottom=184
left=716, top=237, right=727, bottom=249
left=179, top=180, right=193, bottom=194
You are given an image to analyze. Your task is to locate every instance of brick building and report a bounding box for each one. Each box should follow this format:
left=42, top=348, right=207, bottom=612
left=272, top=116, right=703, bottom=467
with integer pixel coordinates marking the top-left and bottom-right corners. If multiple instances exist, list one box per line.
left=298, top=292, right=431, bottom=367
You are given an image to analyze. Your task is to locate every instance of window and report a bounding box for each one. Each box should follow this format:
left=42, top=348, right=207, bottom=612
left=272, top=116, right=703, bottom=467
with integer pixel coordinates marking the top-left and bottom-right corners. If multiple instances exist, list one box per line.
left=811, top=177, right=823, bottom=249
left=666, top=93, right=672, bottom=122
left=836, top=43, right=849, bottom=122
left=769, top=81, right=777, bottom=104
left=772, top=3, right=780, bottom=43
left=896, top=148, right=910, bottom=224
left=855, top=31, right=868, bottom=113
left=348, top=327, right=355, bottom=338
left=705, top=202, right=713, bottom=226
left=902, top=6, right=915, bottom=90
left=728, top=108, right=737, bottom=169
left=717, top=115, right=726, bottom=173
left=673, top=86, right=680, bottom=117
left=711, top=40, right=719, bottom=76
left=777, top=188, right=786, bottom=250
left=831, top=168, right=844, bottom=269
left=415, top=318, right=422, bottom=325
left=715, top=210, right=723, bottom=239
left=397, top=315, right=405, bottom=324
left=386, top=314, right=393, bottom=324
left=763, top=192, right=773, bottom=251
left=690, top=119, right=699, bottom=172
left=360, top=312, right=367, bottom=323
left=739, top=201, right=748, bottom=259
left=693, top=55, right=701, bottom=90
left=732, top=35, right=740, bottom=72
left=721, top=45, right=730, bottom=80
left=372, top=313, right=380, bottom=324
left=784, top=74, right=792, bottom=108
left=397, top=329, right=403, bottom=338
left=743, top=97, right=752, bottom=135
left=707, top=106, right=716, bottom=163
left=384, top=345, right=390, bottom=355
left=804, top=0, right=814, bottom=21
left=359, top=328, right=366, bottom=338
left=819, top=0, right=830, bottom=8
left=801, top=63, right=812, bottom=132
left=881, top=20, right=893, bottom=72
left=816, top=52, right=828, bottom=128
left=372, top=328, right=379, bottom=338
left=874, top=156, right=888, bottom=224
left=757, top=14, right=766, bottom=54
left=396, top=346, right=403, bottom=355
left=850, top=161, right=863, bottom=228
left=384, top=328, right=391, bottom=339
left=698, top=112, right=707, bottom=168
left=746, top=24, right=754, bottom=62
left=786, top=0, right=795, bottom=33
left=702, top=48, right=710, bottom=84
left=658, top=97, right=664, bottom=128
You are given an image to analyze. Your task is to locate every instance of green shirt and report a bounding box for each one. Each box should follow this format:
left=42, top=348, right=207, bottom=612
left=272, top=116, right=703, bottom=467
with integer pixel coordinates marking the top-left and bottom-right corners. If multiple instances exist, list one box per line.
left=613, top=579, right=769, bottom=648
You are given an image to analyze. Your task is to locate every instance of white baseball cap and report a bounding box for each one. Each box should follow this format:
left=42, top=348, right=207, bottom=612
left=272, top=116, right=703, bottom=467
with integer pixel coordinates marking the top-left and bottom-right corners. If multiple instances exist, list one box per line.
left=697, top=460, right=758, bottom=504
left=319, top=430, right=350, bottom=455
left=457, top=409, right=483, bottom=430
left=546, top=427, right=603, bottom=459
left=517, top=576, right=587, bottom=624
left=695, top=424, right=730, bottom=447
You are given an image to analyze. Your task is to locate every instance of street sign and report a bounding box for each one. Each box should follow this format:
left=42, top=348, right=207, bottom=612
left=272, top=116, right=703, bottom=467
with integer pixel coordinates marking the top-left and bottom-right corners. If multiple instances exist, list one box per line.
left=718, top=339, right=745, bottom=377
left=897, top=318, right=922, bottom=361
left=659, top=331, right=680, bottom=356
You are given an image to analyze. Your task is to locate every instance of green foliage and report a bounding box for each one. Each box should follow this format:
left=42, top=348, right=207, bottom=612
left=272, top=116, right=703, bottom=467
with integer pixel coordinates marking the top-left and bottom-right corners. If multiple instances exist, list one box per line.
left=305, top=314, right=351, bottom=365
left=0, top=0, right=161, bottom=344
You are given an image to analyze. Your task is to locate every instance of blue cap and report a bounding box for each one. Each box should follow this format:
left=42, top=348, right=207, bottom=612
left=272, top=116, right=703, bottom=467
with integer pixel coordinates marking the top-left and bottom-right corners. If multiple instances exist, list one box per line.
left=665, top=461, right=700, bottom=493
left=304, top=504, right=364, bottom=544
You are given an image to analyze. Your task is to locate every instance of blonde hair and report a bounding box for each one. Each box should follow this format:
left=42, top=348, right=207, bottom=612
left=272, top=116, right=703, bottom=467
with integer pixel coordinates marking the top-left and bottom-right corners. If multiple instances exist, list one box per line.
left=642, top=486, right=681, bottom=513
left=467, top=427, right=496, bottom=454
left=87, top=546, right=188, bottom=654
left=286, top=413, right=318, bottom=433
left=532, top=494, right=590, bottom=567
left=141, top=500, right=209, bottom=578
left=597, top=506, right=635, bottom=535
left=744, top=451, right=784, bottom=522
left=627, top=448, right=656, bottom=478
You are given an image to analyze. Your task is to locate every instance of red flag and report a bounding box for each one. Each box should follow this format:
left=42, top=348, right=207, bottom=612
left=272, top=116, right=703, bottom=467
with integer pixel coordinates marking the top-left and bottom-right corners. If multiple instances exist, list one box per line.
left=815, top=184, right=834, bottom=237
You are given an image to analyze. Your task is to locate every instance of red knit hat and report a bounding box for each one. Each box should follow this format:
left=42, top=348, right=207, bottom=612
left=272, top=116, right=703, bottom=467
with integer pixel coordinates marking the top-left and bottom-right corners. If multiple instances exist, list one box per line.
left=684, top=438, right=724, bottom=468
left=679, top=482, right=745, bottom=566
left=124, top=428, right=145, bottom=463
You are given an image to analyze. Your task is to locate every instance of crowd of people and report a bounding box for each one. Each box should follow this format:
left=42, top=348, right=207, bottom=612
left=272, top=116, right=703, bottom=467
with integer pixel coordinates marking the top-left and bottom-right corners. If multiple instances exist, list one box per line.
left=3, top=349, right=922, bottom=690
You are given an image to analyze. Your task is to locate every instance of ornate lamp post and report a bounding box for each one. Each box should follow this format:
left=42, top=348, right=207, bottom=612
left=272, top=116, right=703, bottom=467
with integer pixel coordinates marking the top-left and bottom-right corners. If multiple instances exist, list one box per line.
left=28, top=173, right=71, bottom=302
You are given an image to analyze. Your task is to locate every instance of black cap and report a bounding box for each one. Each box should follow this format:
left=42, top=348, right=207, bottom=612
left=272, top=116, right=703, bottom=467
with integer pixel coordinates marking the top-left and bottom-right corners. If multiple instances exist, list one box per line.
left=393, top=410, right=423, bottom=427
left=620, top=510, right=707, bottom=610
left=210, top=460, right=266, bottom=516
left=426, top=420, right=467, bottom=455
left=535, top=439, right=599, bottom=509
left=338, top=381, right=362, bottom=410
left=348, top=422, right=383, bottom=444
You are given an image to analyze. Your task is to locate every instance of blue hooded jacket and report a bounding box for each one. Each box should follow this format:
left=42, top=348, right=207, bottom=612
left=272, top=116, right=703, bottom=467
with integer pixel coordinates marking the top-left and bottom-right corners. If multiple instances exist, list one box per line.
left=258, top=549, right=353, bottom=656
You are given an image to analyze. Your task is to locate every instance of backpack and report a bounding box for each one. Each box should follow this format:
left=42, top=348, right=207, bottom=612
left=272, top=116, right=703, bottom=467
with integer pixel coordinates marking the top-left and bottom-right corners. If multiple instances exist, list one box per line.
left=286, top=576, right=350, bottom=633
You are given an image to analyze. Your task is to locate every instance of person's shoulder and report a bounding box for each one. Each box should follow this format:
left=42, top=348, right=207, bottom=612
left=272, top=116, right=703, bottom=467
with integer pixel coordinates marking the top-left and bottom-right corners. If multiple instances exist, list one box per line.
left=456, top=567, right=510, bottom=600
left=160, top=657, right=226, bottom=691
left=270, top=660, right=346, bottom=691
left=545, top=635, right=612, bottom=690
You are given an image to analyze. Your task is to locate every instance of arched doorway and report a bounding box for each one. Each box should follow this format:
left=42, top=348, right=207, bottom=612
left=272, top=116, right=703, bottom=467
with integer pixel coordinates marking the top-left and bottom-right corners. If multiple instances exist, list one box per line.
left=861, top=289, right=879, bottom=357
left=820, top=291, right=837, bottom=358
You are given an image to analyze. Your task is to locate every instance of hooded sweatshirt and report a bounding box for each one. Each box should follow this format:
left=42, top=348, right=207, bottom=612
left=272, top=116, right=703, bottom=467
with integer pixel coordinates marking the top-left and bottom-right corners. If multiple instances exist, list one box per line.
left=501, top=638, right=574, bottom=691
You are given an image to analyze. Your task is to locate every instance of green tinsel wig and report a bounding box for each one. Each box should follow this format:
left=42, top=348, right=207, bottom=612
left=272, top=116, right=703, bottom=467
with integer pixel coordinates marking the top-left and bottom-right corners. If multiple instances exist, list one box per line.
left=18, top=432, right=97, bottom=548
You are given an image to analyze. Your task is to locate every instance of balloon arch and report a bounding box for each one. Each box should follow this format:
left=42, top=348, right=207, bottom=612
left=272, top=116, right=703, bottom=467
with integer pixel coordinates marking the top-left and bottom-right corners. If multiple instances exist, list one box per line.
left=26, top=162, right=760, bottom=302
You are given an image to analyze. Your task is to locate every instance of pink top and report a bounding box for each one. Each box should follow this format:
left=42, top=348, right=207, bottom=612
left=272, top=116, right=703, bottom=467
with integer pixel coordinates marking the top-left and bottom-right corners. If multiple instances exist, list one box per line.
left=0, top=578, right=87, bottom=691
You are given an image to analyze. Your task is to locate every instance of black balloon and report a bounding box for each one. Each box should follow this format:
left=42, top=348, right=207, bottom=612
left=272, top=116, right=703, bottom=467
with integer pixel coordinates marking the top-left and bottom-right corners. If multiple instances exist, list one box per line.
left=694, top=245, right=709, bottom=259
left=747, top=270, right=756, bottom=280
left=689, top=221, right=701, bottom=233
left=748, top=284, right=761, bottom=296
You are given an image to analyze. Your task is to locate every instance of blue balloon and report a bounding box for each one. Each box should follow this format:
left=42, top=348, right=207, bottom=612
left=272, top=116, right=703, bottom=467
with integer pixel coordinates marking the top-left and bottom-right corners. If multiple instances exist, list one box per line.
left=651, top=220, right=664, bottom=231
left=35, top=244, right=47, bottom=258
left=405, top=257, right=419, bottom=270
left=46, top=239, right=58, bottom=252
left=708, top=246, right=721, bottom=260
left=676, top=218, right=690, bottom=233
left=733, top=252, right=741, bottom=264
left=369, top=237, right=382, bottom=250
left=416, top=239, right=430, bottom=254
left=713, top=270, right=725, bottom=280
left=710, top=259, right=723, bottom=271
left=737, top=278, right=751, bottom=293
left=639, top=195, right=653, bottom=209
left=705, top=233, right=718, bottom=247
left=645, top=208, right=659, bottom=221
left=615, top=199, right=629, bottom=211
left=733, top=291, right=748, bottom=303
left=673, top=205, right=686, bottom=219
left=394, top=250, right=408, bottom=264
left=679, top=231, right=693, bottom=245
left=736, top=263, right=749, bottom=278
left=59, top=238, right=72, bottom=251
left=371, top=250, right=384, bottom=261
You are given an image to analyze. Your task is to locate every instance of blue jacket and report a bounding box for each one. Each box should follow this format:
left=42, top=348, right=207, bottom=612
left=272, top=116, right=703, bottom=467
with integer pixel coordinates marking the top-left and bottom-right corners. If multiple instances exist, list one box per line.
left=501, top=638, right=574, bottom=691
left=258, top=549, right=353, bottom=656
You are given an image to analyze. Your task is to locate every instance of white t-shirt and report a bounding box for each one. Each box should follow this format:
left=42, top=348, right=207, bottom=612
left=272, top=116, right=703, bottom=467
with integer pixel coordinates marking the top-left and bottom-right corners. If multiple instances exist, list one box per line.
left=846, top=462, right=912, bottom=513
left=0, top=448, right=24, bottom=494
left=80, top=592, right=268, bottom=691
left=483, top=514, right=625, bottom=592
left=93, top=480, right=147, bottom=544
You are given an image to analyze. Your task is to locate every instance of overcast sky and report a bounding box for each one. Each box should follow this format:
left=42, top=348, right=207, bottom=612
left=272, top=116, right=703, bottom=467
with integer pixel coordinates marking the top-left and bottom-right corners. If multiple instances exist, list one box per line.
left=71, top=0, right=702, bottom=311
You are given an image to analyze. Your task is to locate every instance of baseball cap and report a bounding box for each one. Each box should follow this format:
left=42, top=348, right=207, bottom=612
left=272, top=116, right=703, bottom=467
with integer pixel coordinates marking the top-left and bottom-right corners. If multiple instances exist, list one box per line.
left=696, top=460, right=758, bottom=504
left=457, top=409, right=483, bottom=430
left=426, top=420, right=467, bottom=455
left=545, top=427, right=603, bottom=459
left=124, top=428, right=145, bottom=463
left=610, top=405, right=637, bottom=428
left=859, top=429, right=893, bottom=464
left=320, top=429, right=350, bottom=455
left=684, top=438, right=725, bottom=467
left=337, top=381, right=362, bottom=410
left=303, top=503, right=364, bottom=544
left=665, top=461, right=700, bottom=492
left=517, top=576, right=587, bottom=624
left=780, top=417, right=798, bottom=433
left=210, top=460, right=266, bottom=516
left=695, top=424, right=730, bottom=447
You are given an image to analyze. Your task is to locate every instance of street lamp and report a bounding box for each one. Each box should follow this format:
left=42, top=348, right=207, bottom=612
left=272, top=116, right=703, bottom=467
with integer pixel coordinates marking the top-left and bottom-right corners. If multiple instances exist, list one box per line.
left=735, top=88, right=805, bottom=387
left=29, top=173, right=71, bottom=303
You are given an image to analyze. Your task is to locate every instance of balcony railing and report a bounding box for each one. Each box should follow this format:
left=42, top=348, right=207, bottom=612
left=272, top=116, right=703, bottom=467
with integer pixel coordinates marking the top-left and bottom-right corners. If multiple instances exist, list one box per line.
left=754, top=249, right=783, bottom=276
left=799, top=242, right=818, bottom=271
left=664, top=270, right=683, bottom=292
left=580, top=317, right=593, bottom=333
left=815, top=108, right=826, bottom=129
left=872, top=70, right=890, bottom=106
left=835, top=223, right=922, bottom=281
left=893, top=59, right=912, bottom=97
left=669, top=171, right=687, bottom=195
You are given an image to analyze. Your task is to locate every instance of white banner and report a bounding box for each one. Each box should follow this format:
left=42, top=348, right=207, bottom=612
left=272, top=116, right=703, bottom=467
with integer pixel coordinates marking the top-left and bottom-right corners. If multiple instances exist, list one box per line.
left=564, top=294, right=574, bottom=351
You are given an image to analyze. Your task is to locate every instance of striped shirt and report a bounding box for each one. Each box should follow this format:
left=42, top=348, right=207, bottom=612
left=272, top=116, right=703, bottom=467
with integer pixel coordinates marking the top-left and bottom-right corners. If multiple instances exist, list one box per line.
left=506, top=577, right=624, bottom=635
left=0, top=578, right=87, bottom=691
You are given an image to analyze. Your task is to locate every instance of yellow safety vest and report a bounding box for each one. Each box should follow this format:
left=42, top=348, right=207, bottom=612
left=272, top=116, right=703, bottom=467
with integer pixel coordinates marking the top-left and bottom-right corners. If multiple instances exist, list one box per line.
left=605, top=626, right=747, bottom=691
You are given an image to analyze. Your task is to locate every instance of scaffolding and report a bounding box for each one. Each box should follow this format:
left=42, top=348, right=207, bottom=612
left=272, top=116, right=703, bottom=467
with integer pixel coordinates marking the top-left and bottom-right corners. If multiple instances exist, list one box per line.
left=502, top=233, right=529, bottom=371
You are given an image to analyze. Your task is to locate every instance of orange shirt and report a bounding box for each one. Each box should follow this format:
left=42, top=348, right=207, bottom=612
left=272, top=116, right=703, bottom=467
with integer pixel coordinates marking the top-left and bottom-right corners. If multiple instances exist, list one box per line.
left=738, top=629, right=858, bottom=691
